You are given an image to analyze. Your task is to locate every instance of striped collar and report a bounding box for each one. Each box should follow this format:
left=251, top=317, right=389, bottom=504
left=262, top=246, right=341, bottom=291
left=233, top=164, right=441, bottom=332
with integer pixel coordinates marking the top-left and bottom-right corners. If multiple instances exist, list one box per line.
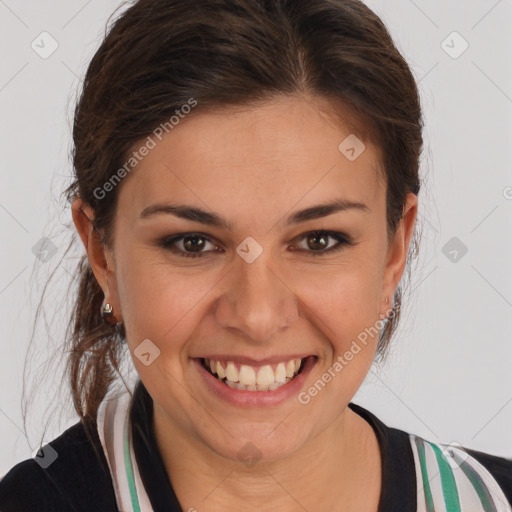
left=410, top=436, right=511, bottom=512
left=96, top=386, right=153, bottom=511
left=96, top=381, right=512, bottom=512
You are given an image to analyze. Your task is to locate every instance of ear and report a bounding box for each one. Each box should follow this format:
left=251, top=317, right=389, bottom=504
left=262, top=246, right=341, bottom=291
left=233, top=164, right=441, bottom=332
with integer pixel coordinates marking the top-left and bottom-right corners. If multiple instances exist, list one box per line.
left=71, top=196, right=119, bottom=314
left=380, top=192, right=418, bottom=312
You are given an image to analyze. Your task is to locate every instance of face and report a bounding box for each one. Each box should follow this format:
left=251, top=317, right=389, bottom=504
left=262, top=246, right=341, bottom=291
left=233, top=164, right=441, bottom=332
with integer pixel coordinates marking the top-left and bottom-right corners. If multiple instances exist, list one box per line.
left=76, top=94, right=417, bottom=463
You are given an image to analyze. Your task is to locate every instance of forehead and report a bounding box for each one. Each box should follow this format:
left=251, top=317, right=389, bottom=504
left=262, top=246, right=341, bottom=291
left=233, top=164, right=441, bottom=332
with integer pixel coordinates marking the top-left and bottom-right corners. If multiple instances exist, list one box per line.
left=118, top=94, right=385, bottom=226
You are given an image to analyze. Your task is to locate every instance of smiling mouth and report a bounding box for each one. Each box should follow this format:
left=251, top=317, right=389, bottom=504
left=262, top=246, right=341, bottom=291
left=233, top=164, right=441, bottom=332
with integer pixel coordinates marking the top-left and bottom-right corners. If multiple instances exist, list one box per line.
left=200, top=356, right=312, bottom=391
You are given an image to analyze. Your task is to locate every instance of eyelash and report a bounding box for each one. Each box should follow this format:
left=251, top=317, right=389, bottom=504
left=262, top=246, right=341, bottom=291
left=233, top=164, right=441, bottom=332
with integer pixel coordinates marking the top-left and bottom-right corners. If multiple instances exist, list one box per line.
left=158, top=231, right=354, bottom=259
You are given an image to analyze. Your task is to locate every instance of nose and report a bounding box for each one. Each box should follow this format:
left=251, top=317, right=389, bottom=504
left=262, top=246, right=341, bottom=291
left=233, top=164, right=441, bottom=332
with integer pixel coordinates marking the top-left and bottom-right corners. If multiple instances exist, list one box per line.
left=212, top=247, right=299, bottom=344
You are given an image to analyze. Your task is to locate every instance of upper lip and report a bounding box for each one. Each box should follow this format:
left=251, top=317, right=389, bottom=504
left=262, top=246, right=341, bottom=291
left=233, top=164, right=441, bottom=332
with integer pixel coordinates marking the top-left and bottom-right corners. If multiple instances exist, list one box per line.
left=194, top=354, right=313, bottom=366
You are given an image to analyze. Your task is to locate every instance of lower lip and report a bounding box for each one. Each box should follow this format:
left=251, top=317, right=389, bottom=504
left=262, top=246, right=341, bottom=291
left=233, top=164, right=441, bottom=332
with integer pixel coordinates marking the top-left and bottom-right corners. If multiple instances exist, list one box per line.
left=193, top=356, right=317, bottom=407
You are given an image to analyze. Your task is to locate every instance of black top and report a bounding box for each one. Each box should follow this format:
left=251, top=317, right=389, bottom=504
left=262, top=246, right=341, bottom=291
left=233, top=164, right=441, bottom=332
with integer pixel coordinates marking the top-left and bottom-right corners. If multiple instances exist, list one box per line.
left=1, top=380, right=511, bottom=511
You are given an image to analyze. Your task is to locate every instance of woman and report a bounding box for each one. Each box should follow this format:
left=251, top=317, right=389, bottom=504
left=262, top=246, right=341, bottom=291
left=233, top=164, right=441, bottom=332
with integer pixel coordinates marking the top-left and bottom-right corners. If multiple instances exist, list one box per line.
left=0, top=0, right=510, bottom=511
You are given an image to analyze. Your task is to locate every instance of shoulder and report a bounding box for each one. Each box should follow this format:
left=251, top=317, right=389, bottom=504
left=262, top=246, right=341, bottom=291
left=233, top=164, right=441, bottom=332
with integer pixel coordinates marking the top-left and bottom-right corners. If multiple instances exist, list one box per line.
left=465, top=445, right=512, bottom=500
left=0, top=420, right=118, bottom=512
left=409, top=433, right=512, bottom=510
left=348, top=402, right=512, bottom=511
left=0, top=458, right=70, bottom=511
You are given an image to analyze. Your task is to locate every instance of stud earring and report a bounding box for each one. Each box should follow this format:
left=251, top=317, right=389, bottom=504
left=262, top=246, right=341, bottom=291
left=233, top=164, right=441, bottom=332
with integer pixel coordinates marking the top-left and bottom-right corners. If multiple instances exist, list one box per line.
left=101, top=300, right=119, bottom=326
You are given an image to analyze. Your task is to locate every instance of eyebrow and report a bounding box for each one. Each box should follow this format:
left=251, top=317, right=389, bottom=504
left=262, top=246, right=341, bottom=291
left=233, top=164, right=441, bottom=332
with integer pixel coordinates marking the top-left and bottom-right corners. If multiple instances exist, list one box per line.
left=139, top=198, right=370, bottom=230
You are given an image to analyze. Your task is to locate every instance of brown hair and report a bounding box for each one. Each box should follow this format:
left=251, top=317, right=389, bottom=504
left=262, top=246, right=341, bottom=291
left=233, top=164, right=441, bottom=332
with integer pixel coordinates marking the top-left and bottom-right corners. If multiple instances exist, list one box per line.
left=27, top=0, right=423, bottom=445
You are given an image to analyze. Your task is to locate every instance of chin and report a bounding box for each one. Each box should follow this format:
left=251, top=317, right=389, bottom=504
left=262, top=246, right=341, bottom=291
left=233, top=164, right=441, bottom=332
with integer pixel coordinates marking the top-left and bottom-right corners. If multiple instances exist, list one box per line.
left=199, top=422, right=310, bottom=466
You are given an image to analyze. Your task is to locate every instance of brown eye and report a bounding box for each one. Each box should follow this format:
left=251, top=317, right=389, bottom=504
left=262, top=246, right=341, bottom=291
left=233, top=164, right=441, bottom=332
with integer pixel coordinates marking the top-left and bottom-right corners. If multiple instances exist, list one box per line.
left=182, top=234, right=207, bottom=252
left=306, top=233, right=329, bottom=251
left=294, top=231, right=353, bottom=257
left=159, top=233, right=220, bottom=258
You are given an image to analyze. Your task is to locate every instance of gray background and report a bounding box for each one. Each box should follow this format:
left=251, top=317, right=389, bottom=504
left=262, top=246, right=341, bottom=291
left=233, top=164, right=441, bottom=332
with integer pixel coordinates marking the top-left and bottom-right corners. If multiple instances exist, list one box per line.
left=0, top=0, right=511, bottom=477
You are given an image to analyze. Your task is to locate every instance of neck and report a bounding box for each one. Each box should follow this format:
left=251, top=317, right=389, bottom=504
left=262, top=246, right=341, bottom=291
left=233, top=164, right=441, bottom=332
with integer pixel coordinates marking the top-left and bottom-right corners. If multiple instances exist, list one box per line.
left=153, top=403, right=382, bottom=511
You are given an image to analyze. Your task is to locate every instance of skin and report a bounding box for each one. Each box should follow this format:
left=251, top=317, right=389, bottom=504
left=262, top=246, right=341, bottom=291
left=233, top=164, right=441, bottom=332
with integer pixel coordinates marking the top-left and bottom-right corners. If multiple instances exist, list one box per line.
left=72, top=93, right=417, bottom=511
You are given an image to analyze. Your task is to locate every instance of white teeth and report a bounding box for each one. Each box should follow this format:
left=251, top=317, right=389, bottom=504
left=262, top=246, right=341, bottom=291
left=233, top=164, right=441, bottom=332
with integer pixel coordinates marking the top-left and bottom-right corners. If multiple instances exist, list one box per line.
left=256, top=365, right=274, bottom=386
left=286, top=360, right=295, bottom=378
left=239, top=365, right=256, bottom=386
left=203, top=356, right=307, bottom=392
left=235, top=379, right=292, bottom=392
left=275, top=362, right=287, bottom=383
left=216, top=361, right=225, bottom=379
left=226, top=362, right=238, bottom=383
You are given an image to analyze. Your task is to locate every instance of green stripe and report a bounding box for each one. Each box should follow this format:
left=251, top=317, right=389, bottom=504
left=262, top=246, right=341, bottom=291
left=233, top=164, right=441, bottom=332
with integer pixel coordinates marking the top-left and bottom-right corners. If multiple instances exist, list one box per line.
left=415, top=437, right=436, bottom=512
left=124, top=414, right=141, bottom=512
left=429, top=442, right=461, bottom=512
left=454, top=452, right=497, bottom=512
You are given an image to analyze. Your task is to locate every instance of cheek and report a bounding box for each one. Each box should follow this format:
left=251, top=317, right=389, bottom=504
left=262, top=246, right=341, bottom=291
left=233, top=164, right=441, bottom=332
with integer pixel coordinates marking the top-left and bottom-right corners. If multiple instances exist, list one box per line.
left=302, top=271, right=382, bottom=400
left=301, top=263, right=383, bottom=403
left=303, top=259, right=383, bottom=341
left=115, top=253, right=218, bottom=345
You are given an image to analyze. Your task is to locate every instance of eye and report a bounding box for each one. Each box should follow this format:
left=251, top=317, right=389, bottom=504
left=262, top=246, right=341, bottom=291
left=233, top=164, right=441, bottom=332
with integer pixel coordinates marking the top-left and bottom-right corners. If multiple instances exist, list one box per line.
left=292, top=230, right=353, bottom=257
left=159, top=230, right=353, bottom=259
left=158, top=232, right=221, bottom=258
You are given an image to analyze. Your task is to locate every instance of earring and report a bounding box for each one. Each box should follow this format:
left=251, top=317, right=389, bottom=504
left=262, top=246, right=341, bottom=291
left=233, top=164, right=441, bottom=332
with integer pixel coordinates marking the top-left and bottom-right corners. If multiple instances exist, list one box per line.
left=101, top=300, right=119, bottom=326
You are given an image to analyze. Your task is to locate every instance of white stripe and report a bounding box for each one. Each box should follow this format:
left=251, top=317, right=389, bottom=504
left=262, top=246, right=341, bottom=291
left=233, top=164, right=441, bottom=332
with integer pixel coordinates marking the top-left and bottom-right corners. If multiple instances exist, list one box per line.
left=423, top=440, right=448, bottom=512
left=115, top=393, right=134, bottom=511
left=460, top=449, right=512, bottom=512
left=99, top=393, right=131, bottom=511
left=446, top=448, right=486, bottom=511
left=97, top=390, right=142, bottom=512
left=97, top=395, right=123, bottom=510
left=409, top=435, right=428, bottom=512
